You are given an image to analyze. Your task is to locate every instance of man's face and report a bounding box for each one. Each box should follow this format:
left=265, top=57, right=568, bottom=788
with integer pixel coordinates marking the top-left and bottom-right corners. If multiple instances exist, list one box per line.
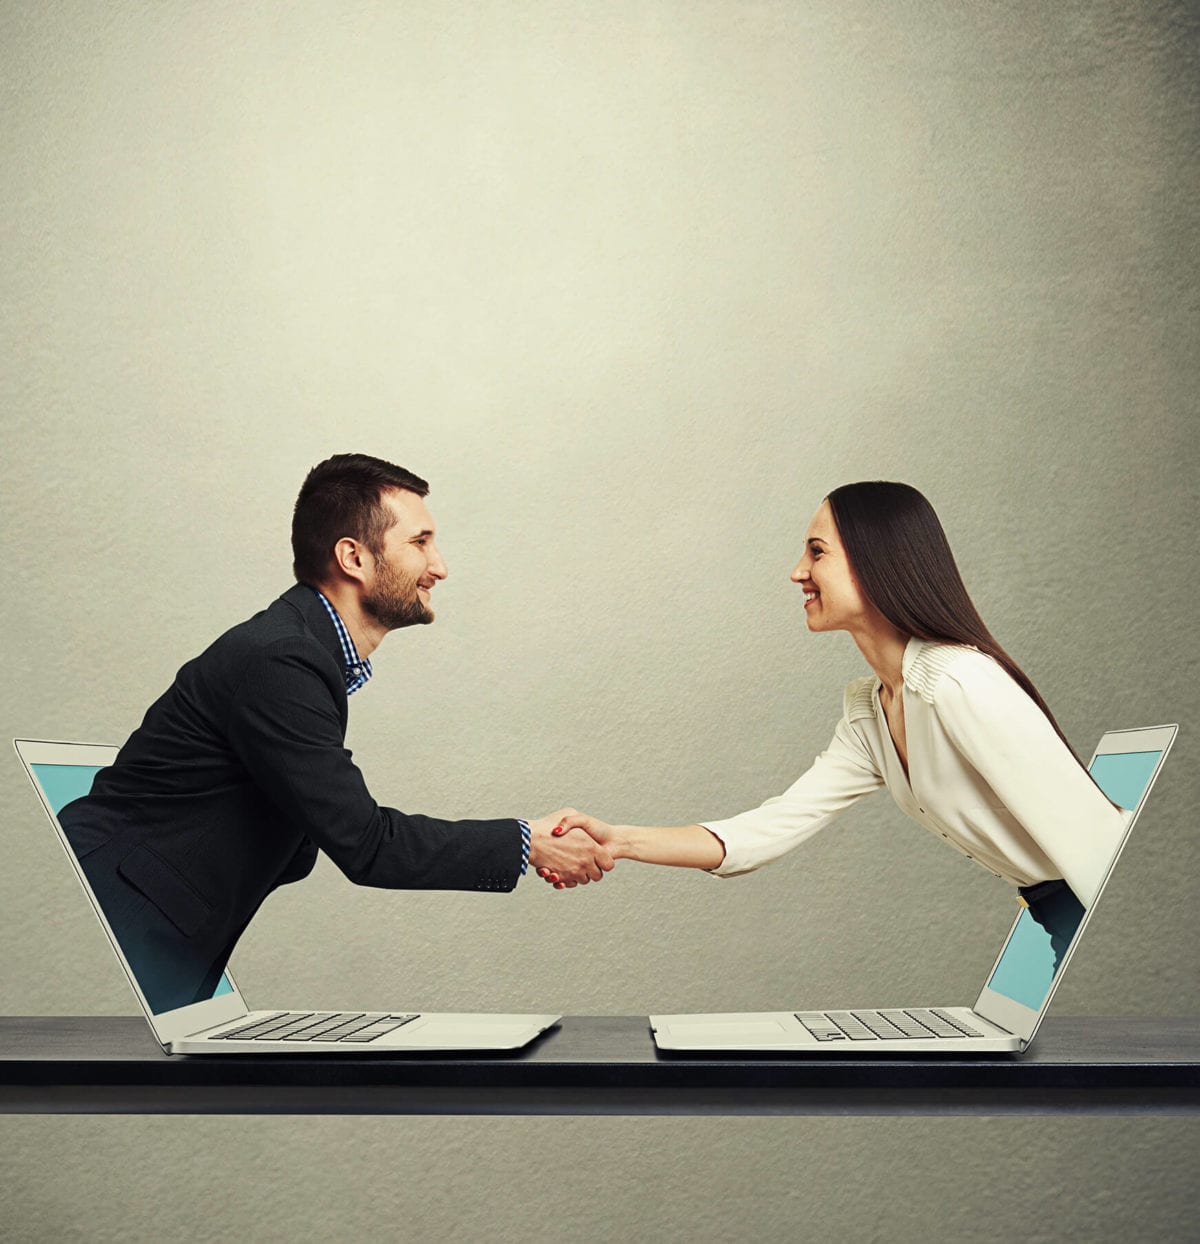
left=361, top=489, right=448, bottom=630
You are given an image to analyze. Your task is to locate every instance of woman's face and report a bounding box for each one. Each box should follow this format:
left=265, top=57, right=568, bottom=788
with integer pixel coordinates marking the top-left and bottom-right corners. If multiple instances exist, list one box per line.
left=790, top=500, right=873, bottom=633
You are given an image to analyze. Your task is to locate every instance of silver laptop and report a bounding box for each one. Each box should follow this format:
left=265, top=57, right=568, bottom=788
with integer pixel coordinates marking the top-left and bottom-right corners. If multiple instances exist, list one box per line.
left=651, top=724, right=1177, bottom=1054
left=15, top=739, right=560, bottom=1054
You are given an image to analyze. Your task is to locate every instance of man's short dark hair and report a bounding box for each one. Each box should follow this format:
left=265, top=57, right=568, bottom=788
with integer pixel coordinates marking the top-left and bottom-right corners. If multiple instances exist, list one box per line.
left=292, top=453, right=430, bottom=585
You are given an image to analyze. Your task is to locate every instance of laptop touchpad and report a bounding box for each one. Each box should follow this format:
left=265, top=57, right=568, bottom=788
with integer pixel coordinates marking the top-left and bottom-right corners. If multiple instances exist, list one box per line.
left=673, top=1020, right=793, bottom=1042
left=407, top=1021, right=534, bottom=1044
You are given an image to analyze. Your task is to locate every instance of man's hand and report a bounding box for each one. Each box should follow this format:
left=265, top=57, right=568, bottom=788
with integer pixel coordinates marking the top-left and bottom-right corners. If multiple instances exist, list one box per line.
left=527, top=808, right=615, bottom=889
left=541, top=812, right=621, bottom=886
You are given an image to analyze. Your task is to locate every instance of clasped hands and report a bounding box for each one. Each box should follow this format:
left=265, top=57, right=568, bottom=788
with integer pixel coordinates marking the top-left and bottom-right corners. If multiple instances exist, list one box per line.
left=527, top=808, right=617, bottom=890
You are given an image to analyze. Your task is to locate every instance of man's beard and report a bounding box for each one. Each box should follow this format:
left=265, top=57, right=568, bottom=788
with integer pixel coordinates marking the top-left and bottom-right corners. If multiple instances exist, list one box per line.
left=361, top=554, right=434, bottom=631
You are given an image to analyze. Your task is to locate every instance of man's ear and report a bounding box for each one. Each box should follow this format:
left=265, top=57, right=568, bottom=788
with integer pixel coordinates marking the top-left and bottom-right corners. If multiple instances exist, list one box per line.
left=332, top=538, right=370, bottom=585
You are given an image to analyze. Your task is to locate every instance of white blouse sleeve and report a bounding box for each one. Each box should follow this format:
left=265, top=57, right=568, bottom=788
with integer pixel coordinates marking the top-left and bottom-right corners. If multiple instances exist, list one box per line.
left=702, top=699, right=886, bottom=878
left=931, top=655, right=1128, bottom=907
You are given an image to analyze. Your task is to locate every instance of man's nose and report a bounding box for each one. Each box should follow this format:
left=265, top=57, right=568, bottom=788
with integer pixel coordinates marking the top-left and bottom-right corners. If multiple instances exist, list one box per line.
left=430, top=548, right=448, bottom=580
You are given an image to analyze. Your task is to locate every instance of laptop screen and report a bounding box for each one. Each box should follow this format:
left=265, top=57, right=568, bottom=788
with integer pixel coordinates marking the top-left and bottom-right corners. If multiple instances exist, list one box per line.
left=31, top=761, right=235, bottom=1013
left=983, top=749, right=1163, bottom=1011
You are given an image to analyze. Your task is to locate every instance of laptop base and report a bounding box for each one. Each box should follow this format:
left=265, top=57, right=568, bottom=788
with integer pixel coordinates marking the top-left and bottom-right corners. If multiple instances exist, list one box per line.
left=650, top=1007, right=1022, bottom=1054
left=173, top=1010, right=561, bottom=1054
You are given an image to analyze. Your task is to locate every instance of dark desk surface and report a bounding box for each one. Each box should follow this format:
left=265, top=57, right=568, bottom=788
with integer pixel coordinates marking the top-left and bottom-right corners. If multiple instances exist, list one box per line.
left=2, top=1015, right=1198, bottom=1115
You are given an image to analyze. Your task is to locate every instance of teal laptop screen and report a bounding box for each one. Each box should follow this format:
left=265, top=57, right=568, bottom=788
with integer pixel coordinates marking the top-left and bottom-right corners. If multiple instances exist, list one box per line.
left=984, top=749, right=1161, bottom=1011
left=31, top=762, right=234, bottom=1009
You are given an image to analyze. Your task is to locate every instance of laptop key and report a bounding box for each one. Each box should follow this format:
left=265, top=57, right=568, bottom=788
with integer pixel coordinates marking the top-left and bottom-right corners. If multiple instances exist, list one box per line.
left=796, top=1015, right=848, bottom=1041
left=281, top=1014, right=368, bottom=1040
left=241, top=1013, right=318, bottom=1040
left=930, top=1009, right=984, bottom=1037
left=224, top=1014, right=318, bottom=1041
left=825, top=1012, right=879, bottom=1041
left=266, top=1023, right=336, bottom=1040
left=211, top=1012, right=291, bottom=1039
left=852, top=1012, right=906, bottom=1040
left=306, top=1016, right=391, bottom=1041
left=877, top=1010, right=937, bottom=1038
left=339, top=1014, right=422, bottom=1042
left=906, top=1009, right=967, bottom=1038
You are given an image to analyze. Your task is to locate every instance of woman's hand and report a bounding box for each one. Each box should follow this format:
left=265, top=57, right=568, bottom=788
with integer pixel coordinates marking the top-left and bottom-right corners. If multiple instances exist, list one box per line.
left=527, top=808, right=615, bottom=887
left=537, top=816, right=725, bottom=880
left=538, top=812, right=622, bottom=888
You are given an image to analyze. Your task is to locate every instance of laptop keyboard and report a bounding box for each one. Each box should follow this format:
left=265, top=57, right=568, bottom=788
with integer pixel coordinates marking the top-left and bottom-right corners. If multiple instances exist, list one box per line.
left=795, top=1008, right=985, bottom=1042
left=209, top=1011, right=422, bottom=1043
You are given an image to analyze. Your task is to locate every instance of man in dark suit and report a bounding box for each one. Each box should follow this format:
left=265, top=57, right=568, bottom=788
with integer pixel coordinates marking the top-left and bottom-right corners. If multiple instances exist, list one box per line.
left=59, top=453, right=611, bottom=1014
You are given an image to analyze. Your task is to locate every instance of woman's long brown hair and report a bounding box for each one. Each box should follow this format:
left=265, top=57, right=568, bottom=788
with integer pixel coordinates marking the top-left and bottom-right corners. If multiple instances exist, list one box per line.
left=825, top=481, right=1102, bottom=790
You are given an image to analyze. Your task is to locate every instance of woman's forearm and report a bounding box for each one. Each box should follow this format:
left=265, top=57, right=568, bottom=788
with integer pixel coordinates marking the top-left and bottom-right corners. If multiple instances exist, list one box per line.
left=612, top=823, right=726, bottom=870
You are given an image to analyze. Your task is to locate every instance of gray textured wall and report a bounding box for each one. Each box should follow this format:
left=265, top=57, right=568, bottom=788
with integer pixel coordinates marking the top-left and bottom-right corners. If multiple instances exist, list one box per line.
left=3, top=2, right=1198, bottom=1241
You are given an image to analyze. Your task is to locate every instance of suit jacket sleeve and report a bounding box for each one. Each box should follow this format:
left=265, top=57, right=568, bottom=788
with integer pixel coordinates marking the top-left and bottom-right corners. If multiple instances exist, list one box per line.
left=225, top=636, right=522, bottom=892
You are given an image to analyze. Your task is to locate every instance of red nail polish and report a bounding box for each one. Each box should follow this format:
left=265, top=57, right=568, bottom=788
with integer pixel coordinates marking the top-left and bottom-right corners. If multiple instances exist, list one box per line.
left=555, top=882, right=565, bottom=889
left=552, top=826, right=565, bottom=836
left=537, top=868, right=549, bottom=878
left=549, top=874, right=559, bottom=883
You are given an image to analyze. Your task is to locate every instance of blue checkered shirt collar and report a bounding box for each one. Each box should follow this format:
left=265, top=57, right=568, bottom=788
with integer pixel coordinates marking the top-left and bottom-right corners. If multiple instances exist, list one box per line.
left=310, top=588, right=373, bottom=696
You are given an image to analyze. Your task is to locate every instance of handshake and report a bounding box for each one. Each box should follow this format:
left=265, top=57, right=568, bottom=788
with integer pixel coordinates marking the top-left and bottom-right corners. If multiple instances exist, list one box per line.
left=527, top=807, right=617, bottom=890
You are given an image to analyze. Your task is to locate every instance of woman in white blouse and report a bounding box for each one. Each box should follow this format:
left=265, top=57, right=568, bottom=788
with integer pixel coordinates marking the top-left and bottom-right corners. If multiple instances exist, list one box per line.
left=545, top=481, right=1126, bottom=965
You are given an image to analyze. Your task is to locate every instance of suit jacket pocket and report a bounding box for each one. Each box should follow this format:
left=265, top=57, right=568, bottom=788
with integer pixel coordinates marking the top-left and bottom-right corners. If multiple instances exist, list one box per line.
left=117, top=843, right=212, bottom=937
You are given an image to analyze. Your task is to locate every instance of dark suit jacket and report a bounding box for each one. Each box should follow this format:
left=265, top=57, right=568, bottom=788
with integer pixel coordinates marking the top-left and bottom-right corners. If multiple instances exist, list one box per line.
left=59, top=584, right=522, bottom=1013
